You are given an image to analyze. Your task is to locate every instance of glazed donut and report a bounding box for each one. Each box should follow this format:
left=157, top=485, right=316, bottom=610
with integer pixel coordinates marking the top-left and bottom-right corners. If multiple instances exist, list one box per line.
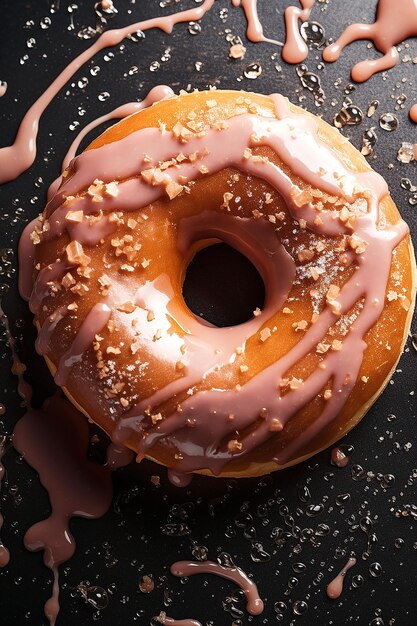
left=21, top=89, right=416, bottom=478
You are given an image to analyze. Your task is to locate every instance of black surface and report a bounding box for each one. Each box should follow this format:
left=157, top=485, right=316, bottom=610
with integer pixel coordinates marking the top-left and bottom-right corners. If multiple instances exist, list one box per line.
left=1, top=1, right=417, bottom=625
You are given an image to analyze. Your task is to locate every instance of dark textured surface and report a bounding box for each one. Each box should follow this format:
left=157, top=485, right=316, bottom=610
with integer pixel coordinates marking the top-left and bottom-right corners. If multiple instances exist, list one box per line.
left=0, top=1, right=417, bottom=625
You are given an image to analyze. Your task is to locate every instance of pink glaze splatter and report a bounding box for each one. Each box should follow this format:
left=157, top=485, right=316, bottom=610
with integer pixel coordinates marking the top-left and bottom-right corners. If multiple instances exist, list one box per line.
left=326, top=556, right=357, bottom=599
left=170, top=560, right=264, bottom=615
left=13, top=394, right=114, bottom=625
left=323, top=0, right=417, bottom=82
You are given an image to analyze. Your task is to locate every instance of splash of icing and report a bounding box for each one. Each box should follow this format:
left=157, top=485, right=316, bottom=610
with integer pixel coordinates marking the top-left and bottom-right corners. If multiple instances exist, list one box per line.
left=0, top=0, right=323, bottom=186
left=13, top=394, right=114, bottom=626
left=326, top=556, right=356, bottom=599
left=282, top=0, right=316, bottom=63
left=231, top=0, right=283, bottom=46
left=323, top=0, right=417, bottom=82
left=0, top=0, right=215, bottom=185
left=171, top=560, right=264, bottom=615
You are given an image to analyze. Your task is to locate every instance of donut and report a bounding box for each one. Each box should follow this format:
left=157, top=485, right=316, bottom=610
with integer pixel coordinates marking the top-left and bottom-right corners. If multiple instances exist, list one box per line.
left=21, top=89, right=416, bottom=478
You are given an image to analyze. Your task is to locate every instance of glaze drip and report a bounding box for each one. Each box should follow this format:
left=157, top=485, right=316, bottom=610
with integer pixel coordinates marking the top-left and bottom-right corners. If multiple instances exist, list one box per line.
left=0, top=0, right=317, bottom=185
left=13, top=394, right=114, bottom=626
left=326, top=556, right=356, bottom=599
left=323, top=0, right=417, bottom=82
left=170, top=560, right=264, bottom=615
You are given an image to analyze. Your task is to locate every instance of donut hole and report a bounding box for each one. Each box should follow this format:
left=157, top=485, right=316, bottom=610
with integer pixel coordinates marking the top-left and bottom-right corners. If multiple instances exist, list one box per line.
left=182, top=242, right=265, bottom=328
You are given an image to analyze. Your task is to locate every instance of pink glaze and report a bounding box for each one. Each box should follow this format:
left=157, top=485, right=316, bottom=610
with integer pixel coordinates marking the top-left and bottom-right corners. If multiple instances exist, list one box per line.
left=170, top=560, right=264, bottom=615
left=167, top=470, right=193, bottom=488
left=0, top=0, right=215, bottom=184
left=154, top=614, right=202, bottom=626
left=282, top=0, right=316, bottom=64
left=24, top=90, right=409, bottom=474
left=231, top=0, right=282, bottom=45
left=47, top=85, right=175, bottom=201
left=0, top=82, right=7, bottom=98
left=54, top=303, right=111, bottom=386
left=323, top=0, right=417, bottom=82
left=409, top=104, right=417, bottom=123
left=106, top=442, right=135, bottom=469
left=326, top=556, right=356, bottom=599
left=13, top=394, right=113, bottom=625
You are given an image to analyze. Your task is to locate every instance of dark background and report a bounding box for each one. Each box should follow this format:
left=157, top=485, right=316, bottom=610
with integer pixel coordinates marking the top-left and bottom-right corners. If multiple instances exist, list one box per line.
left=1, top=1, right=417, bottom=625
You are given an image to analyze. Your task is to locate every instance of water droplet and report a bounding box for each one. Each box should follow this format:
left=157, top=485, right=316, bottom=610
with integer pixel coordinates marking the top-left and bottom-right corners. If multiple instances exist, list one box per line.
left=300, top=21, right=325, bottom=47
left=217, top=552, right=235, bottom=568
left=359, top=516, right=373, bottom=533
left=336, top=493, right=351, bottom=506
left=401, top=177, right=417, bottom=192
left=150, top=61, right=160, bottom=72
left=292, top=562, right=307, bottom=574
left=78, top=583, right=109, bottom=610
left=369, top=562, right=383, bottom=577
left=284, top=576, right=299, bottom=596
left=293, top=599, right=308, bottom=615
left=296, top=64, right=325, bottom=105
left=379, top=113, right=399, bottom=131
left=69, top=121, right=80, bottom=131
left=127, top=30, right=145, bottom=43
left=297, top=484, right=311, bottom=503
left=244, top=62, right=262, bottom=79
left=98, top=91, right=110, bottom=102
left=381, top=473, right=395, bottom=489
left=394, top=537, right=404, bottom=549
left=188, top=21, right=201, bottom=35
left=77, top=77, right=89, bottom=89
left=160, top=522, right=191, bottom=536
left=361, top=128, right=378, bottom=156
left=191, top=544, right=208, bottom=561
left=77, top=26, right=97, bottom=39
left=367, top=100, right=379, bottom=117
left=306, top=504, right=324, bottom=517
left=397, top=142, right=414, bottom=163
left=315, top=523, right=330, bottom=536
left=222, top=596, right=244, bottom=619
left=40, top=17, right=52, bottom=29
left=333, top=104, right=363, bottom=128
left=250, top=542, right=271, bottom=562
left=351, top=464, right=366, bottom=481
left=370, top=618, right=385, bottom=626
left=26, top=37, right=36, bottom=48
left=352, top=573, right=364, bottom=588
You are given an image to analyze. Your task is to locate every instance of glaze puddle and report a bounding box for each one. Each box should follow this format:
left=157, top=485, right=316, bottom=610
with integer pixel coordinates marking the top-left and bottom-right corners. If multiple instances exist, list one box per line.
left=13, top=394, right=114, bottom=625
left=323, top=0, right=417, bottom=82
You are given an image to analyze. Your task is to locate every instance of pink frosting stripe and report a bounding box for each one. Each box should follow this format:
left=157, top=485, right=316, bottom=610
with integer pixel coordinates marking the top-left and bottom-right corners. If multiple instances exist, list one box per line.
left=54, top=303, right=111, bottom=386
